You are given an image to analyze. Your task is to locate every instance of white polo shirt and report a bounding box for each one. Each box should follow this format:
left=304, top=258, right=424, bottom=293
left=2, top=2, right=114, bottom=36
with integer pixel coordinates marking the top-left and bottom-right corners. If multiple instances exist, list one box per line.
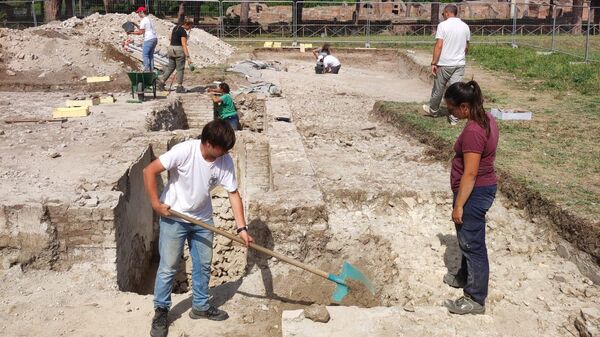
left=435, top=17, right=470, bottom=67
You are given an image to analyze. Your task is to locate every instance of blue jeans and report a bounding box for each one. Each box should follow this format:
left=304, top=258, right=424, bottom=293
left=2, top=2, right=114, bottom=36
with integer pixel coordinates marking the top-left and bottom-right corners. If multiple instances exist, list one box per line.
left=223, top=115, right=241, bottom=130
left=154, top=216, right=214, bottom=311
left=143, top=38, right=158, bottom=71
left=453, top=185, right=497, bottom=306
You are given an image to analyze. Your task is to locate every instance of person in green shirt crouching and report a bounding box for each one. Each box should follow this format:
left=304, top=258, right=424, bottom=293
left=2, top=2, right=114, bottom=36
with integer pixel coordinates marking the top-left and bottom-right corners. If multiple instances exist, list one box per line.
left=209, top=83, right=241, bottom=130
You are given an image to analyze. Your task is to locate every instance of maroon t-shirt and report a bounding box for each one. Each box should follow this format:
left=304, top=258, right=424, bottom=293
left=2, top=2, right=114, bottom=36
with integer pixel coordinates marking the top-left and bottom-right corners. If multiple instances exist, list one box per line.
left=451, top=113, right=499, bottom=192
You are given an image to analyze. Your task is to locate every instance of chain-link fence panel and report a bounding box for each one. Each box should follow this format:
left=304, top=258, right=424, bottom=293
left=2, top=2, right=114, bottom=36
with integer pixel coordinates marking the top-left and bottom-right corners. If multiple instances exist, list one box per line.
left=151, top=0, right=220, bottom=36
left=543, top=3, right=589, bottom=59
left=221, top=0, right=293, bottom=38
left=293, top=1, right=368, bottom=44
left=362, top=2, right=516, bottom=46
left=589, top=6, right=600, bottom=62
left=0, top=0, right=42, bottom=28
left=511, top=2, right=553, bottom=51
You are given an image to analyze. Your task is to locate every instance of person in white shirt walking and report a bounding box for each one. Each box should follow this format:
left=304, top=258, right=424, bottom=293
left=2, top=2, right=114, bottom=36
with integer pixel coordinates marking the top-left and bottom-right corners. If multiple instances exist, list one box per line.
left=423, top=4, right=470, bottom=126
left=128, top=6, right=158, bottom=71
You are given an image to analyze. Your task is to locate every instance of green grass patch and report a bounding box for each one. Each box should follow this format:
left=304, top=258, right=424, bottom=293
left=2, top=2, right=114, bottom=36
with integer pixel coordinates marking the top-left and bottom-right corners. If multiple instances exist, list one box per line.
left=377, top=100, right=600, bottom=222
left=469, top=44, right=600, bottom=95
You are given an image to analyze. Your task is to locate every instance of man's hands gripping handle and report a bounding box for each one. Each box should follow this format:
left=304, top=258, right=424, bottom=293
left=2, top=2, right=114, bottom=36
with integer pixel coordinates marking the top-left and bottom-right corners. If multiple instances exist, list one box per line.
left=166, top=209, right=255, bottom=248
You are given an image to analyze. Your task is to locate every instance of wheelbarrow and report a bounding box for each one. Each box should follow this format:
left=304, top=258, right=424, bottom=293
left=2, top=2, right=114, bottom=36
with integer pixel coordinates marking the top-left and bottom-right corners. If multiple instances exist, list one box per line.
left=127, top=71, right=158, bottom=102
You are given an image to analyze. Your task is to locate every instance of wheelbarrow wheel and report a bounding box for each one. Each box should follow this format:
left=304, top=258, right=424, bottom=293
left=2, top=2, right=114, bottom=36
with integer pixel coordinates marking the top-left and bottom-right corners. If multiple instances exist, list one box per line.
left=137, top=82, right=144, bottom=102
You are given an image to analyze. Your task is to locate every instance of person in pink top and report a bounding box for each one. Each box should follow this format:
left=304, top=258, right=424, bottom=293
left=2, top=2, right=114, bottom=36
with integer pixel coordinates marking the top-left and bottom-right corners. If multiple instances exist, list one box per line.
left=442, top=80, right=499, bottom=315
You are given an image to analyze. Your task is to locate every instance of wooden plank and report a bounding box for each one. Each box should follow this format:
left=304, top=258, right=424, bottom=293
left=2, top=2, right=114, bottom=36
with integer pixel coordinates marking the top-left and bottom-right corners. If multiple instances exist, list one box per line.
left=99, top=96, right=115, bottom=104
left=65, top=98, right=100, bottom=107
left=4, top=117, right=67, bottom=124
left=86, top=76, right=111, bottom=83
left=52, top=106, right=90, bottom=118
left=263, top=41, right=273, bottom=48
left=273, top=42, right=282, bottom=48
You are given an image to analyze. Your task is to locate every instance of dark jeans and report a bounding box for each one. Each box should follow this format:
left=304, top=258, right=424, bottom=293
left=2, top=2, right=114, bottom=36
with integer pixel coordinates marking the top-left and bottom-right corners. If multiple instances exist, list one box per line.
left=453, top=185, right=497, bottom=306
left=223, top=115, right=241, bottom=130
left=329, top=64, right=341, bottom=74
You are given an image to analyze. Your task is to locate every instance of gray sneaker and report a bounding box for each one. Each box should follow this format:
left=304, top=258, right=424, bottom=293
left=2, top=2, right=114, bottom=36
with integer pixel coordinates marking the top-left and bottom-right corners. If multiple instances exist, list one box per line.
left=422, top=104, right=441, bottom=117
left=443, top=272, right=467, bottom=288
left=150, top=307, right=169, bottom=337
left=444, top=296, right=485, bottom=315
left=189, top=306, right=229, bottom=321
left=447, top=114, right=459, bottom=126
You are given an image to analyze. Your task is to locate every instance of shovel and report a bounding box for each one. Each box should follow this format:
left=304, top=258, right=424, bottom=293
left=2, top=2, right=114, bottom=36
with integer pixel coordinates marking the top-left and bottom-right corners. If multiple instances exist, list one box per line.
left=169, top=210, right=375, bottom=303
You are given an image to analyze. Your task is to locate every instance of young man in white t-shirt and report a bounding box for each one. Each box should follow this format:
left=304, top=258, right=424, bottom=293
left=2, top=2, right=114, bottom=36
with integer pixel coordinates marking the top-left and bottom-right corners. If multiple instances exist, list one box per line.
left=128, top=6, right=158, bottom=71
left=422, top=4, right=470, bottom=126
left=143, top=120, right=254, bottom=337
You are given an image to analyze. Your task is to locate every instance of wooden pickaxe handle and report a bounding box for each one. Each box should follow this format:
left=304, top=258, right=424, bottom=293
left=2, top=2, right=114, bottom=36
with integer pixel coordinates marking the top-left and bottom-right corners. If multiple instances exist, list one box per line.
left=168, top=210, right=331, bottom=281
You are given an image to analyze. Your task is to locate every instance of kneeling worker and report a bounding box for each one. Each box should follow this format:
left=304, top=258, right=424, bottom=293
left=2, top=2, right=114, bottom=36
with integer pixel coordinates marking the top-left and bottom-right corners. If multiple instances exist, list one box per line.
left=323, top=52, right=341, bottom=74
left=208, top=82, right=241, bottom=130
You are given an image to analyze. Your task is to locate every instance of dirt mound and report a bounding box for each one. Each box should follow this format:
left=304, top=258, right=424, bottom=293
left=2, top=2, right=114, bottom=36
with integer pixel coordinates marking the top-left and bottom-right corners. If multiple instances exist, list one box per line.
left=0, top=13, right=234, bottom=81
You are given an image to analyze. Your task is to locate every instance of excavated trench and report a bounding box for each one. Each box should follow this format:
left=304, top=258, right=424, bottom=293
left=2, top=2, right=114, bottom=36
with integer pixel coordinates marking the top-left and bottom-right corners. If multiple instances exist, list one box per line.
left=1, top=49, right=599, bottom=337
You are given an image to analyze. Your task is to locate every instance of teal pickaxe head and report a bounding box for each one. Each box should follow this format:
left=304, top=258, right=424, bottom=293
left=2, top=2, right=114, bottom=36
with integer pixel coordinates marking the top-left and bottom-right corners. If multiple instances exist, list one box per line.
left=327, top=261, right=376, bottom=303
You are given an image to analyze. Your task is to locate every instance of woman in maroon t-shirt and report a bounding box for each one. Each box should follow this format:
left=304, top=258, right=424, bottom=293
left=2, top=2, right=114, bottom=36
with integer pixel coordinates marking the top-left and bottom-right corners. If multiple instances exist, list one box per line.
left=442, top=80, right=499, bottom=315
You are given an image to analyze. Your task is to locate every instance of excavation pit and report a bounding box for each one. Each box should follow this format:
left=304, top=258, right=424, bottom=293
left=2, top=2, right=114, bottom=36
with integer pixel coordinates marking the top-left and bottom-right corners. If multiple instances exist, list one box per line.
left=1, top=47, right=599, bottom=337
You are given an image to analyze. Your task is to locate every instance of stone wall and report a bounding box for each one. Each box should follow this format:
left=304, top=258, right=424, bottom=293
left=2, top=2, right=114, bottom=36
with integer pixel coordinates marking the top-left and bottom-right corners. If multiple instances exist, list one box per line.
left=0, top=203, right=55, bottom=269
left=226, top=1, right=587, bottom=27
left=114, top=146, right=156, bottom=292
left=145, top=97, right=188, bottom=132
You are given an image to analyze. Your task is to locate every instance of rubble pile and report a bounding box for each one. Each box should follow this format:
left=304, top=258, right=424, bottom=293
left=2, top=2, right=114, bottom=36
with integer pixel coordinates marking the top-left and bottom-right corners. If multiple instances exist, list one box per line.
left=0, top=13, right=234, bottom=77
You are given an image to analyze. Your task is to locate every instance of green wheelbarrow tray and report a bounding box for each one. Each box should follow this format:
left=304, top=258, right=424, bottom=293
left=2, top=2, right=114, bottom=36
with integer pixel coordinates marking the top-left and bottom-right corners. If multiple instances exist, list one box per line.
left=127, top=71, right=159, bottom=101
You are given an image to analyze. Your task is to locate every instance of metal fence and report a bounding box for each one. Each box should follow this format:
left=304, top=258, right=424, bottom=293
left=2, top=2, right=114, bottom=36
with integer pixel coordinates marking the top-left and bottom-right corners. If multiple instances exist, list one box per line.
left=0, top=0, right=598, bottom=62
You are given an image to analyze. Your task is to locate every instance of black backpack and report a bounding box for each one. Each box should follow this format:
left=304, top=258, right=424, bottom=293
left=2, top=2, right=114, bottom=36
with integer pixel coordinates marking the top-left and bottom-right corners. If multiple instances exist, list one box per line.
left=315, top=61, right=324, bottom=74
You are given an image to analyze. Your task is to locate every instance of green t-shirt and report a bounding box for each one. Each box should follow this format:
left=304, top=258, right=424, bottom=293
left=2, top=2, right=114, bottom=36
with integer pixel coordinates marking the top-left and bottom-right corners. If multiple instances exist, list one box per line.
left=218, top=93, right=237, bottom=119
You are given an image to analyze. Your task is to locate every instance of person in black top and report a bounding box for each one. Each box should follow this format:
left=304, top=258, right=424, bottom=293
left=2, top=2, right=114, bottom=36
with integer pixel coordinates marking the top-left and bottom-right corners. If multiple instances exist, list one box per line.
left=158, top=19, right=193, bottom=93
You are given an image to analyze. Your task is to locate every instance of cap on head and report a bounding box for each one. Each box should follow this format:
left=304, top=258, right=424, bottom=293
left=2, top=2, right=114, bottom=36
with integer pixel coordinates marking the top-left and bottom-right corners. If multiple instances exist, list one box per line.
left=136, top=6, right=146, bottom=13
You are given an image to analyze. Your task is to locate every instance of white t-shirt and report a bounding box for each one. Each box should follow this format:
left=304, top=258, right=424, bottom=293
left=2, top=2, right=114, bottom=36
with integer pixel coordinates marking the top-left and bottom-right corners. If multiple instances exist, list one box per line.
left=159, top=140, right=237, bottom=222
left=140, top=16, right=157, bottom=41
left=435, top=17, right=470, bottom=67
left=323, top=55, right=341, bottom=68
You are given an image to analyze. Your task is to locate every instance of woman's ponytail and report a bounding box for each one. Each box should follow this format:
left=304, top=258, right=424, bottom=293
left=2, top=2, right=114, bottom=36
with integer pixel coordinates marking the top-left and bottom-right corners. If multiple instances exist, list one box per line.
left=445, top=80, right=489, bottom=135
